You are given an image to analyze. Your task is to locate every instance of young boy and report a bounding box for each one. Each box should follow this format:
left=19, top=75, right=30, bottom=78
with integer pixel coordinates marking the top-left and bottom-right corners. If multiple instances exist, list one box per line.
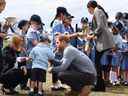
left=28, top=34, right=54, bottom=96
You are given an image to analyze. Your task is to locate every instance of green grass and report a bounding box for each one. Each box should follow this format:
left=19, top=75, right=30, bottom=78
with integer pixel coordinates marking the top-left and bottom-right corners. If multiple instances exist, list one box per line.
left=2, top=74, right=128, bottom=96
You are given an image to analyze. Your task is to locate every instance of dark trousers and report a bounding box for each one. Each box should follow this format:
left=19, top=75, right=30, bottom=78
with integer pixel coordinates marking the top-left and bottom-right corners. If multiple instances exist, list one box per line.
left=58, top=71, right=96, bottom=92
left=0, top=69, right=25, bottom=89
left=95, top=50, right=104, bottom=77
left=94, top=50, right=109, bottom=91
left=0, top=47, right=3, bottom=75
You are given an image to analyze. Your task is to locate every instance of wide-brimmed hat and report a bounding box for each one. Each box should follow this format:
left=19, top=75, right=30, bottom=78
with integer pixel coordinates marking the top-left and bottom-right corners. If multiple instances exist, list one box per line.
left=30, top=14, right=45, bottom=25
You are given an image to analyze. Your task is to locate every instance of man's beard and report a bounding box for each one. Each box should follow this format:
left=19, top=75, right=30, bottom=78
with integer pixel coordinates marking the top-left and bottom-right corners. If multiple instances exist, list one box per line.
left=113, top=32, right=118, bottom=35
left=57, top=47, right=64, bottom=53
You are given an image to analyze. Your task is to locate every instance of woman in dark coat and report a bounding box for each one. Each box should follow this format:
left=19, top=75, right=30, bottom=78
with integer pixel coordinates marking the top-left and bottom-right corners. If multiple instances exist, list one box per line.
left=0, top=35, right=27, bottom=95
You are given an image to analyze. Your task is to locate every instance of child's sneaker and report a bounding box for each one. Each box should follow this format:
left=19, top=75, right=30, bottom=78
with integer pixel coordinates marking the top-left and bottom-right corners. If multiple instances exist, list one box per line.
left=51, top=81, right=66, bottom=91
left=115, top=81, right=120, bottom=85
left=124, top=81, right=128, bottom=86
left=112, top=82, right=116, bottom=86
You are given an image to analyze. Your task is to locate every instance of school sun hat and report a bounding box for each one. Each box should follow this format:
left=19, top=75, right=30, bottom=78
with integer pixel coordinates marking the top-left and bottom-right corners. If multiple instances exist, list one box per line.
left=30, top=14, right=45, bottom=25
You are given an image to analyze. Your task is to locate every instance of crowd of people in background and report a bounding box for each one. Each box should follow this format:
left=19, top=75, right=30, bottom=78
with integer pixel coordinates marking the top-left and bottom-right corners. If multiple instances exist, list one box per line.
left=0, top=0, right=128, bottom=96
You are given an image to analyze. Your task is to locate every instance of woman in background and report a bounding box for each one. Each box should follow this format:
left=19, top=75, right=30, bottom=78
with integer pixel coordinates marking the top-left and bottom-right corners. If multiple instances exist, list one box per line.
left=87, top=0, right=114, bottom=91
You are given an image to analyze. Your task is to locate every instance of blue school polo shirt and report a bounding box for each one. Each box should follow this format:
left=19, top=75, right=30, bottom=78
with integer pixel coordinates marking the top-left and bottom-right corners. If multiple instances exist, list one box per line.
left=29, top=43, right=54, bottom=70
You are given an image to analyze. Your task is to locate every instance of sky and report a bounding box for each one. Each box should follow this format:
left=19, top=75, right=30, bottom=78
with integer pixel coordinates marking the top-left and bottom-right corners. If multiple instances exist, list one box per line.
left=0, top=0, right=128, bottom=28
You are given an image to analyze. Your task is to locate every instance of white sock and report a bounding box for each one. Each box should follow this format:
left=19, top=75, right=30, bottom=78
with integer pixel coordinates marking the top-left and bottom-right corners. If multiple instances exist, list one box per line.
left=30, top=88, right=34, bottom=92
left=114, top=72, right=118, bottom=82
left=109, top=70, right=114, bottom=83
left=109, top=70, right=112, bottom=81
left=38, top=91, right=43, bottom=95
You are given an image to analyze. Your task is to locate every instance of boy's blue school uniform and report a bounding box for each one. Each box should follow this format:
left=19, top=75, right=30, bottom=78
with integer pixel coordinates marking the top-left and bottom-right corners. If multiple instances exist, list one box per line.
left=29, top=43, right=54, bottom=70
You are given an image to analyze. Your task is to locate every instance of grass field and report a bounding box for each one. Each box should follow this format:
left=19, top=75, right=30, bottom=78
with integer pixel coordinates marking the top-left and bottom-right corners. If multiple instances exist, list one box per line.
left=1, top=74, right=128, bottom=96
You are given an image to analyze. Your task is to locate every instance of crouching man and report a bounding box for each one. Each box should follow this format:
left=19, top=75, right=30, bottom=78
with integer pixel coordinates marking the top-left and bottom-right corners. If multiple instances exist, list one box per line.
left=49, top=35, right=97, bottom=96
